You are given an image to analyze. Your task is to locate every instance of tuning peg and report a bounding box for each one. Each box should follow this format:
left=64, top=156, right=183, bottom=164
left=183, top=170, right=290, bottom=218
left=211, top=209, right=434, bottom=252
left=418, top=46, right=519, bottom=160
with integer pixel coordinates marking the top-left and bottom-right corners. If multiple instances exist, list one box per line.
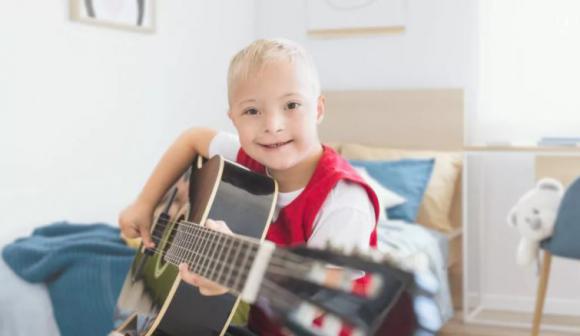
left=323, top=240, right=334, bottom=252
left=350, top=328, right=366, bottom=336
left=350, top=245, right=361, bottom=257
left=368, top=249, right=384, bottom=263
left=367, top=273, right=384, bottom=298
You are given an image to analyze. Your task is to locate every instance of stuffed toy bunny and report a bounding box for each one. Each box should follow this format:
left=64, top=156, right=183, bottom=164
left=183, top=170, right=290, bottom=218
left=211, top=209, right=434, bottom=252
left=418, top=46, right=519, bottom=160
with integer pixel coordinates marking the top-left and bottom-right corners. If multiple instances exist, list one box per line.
left=507, top=178, right=564, bottom=266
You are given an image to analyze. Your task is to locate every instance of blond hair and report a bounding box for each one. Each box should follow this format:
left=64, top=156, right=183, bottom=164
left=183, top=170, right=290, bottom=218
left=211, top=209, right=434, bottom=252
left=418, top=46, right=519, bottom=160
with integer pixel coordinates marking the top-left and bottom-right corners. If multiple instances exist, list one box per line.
left=227, top=38, right=321, bottom=103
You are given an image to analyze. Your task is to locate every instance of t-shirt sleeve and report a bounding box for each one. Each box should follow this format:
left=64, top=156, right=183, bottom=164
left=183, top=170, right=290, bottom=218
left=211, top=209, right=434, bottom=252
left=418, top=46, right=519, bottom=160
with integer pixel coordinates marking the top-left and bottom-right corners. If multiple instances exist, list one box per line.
left=208, top=131, right=240, bottom=161
left=307, top=181, right=376, bottom=254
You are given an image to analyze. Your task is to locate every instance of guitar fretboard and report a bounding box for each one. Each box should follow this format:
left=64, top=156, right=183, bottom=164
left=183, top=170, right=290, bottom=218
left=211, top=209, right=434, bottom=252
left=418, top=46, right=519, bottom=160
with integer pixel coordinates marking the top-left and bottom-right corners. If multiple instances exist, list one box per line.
left=162, top=219, right=261, bottom=294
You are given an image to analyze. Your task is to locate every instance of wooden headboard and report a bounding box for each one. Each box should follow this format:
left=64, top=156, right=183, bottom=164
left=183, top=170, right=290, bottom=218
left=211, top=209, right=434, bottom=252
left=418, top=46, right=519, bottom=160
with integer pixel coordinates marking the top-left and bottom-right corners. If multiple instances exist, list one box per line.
left=319, top=89, right=464, bottom=150
left=319, top=88, right=464, bottom=308
left=319, top=88, right=464, bottom=230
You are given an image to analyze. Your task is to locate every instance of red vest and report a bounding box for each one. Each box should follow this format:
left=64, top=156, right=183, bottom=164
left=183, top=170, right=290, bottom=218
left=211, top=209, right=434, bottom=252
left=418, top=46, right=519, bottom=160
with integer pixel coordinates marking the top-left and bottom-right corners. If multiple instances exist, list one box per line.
left=236, top=145, right=379, bottom=335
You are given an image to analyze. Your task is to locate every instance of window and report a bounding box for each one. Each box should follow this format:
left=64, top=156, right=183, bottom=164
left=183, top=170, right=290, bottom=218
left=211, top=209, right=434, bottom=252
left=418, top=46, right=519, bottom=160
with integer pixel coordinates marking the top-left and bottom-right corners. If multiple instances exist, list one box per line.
left=474, top=0, right=580, bottom=145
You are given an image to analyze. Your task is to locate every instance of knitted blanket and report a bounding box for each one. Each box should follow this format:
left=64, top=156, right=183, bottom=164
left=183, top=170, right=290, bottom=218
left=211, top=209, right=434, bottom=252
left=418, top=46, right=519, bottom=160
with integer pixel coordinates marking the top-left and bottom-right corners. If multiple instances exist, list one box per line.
left=2, top=222, right=134, bottom=336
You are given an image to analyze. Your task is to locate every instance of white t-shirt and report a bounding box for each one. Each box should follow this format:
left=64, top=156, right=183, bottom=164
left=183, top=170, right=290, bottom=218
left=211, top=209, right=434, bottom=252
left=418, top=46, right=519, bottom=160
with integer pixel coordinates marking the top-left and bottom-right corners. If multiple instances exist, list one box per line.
left=209, top=132, right=375, bottom=253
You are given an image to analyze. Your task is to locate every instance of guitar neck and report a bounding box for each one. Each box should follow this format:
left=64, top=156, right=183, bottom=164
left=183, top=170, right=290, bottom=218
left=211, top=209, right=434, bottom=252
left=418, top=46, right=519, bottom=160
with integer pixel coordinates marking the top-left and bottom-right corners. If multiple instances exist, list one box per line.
left=162, top=219, right=273, bottom=299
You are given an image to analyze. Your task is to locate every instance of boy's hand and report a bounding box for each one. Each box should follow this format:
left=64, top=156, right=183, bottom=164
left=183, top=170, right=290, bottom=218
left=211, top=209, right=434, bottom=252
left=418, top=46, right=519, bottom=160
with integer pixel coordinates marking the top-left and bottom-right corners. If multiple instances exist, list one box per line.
left=179, top=219, right=232, bottom=296
left=118, top=202, right=155, bottom=249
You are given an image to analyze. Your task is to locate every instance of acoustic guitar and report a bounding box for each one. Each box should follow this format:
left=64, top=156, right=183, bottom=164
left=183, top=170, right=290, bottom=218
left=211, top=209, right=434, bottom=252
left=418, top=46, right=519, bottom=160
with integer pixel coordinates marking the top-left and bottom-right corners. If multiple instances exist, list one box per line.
left=111, top=155, right=432, bottom=336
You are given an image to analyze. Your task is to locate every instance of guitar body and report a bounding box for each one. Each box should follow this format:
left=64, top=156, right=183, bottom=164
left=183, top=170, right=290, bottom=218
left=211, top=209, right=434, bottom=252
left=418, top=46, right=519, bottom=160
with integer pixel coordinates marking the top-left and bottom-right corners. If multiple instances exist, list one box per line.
left=113, top=155, right=277, bottom=336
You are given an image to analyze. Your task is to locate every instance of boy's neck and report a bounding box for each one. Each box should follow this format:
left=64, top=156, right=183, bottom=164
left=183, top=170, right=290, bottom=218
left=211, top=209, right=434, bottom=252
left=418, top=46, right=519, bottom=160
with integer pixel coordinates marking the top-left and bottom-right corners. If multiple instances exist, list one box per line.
left=269, top=144, right=324, bottom=193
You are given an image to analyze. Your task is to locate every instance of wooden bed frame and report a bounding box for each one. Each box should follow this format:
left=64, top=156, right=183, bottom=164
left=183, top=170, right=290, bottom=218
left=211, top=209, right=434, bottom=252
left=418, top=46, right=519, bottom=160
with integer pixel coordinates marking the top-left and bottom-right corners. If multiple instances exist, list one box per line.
left=319, top=88, right=464, bottom=309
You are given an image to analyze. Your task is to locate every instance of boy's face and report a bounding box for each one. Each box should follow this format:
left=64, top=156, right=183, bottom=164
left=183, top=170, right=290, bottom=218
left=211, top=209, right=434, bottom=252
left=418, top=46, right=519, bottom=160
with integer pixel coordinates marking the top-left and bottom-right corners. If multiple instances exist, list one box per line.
left=228, top=60, right=325, bottom=172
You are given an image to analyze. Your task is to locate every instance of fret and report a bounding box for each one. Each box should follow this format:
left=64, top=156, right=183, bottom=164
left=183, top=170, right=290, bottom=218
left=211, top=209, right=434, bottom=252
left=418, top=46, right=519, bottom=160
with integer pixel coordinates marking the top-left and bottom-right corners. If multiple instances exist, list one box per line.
left=166, top=224, right=193, bottom=266
left=179, top=221, right=193, bottom=265
left=188, top=222, right=203, bottom=265
left=230, top=241, right=249, bottom=293
left=199, top=228, right=220, bottom=280
left=215, top=234, right=232, bottom=285
left=165, top=220, right=182, bottom=265
left=176, top=222, right=186, bottom=265
left=234, top=241, right=259, bottom=293
left=226, top=235, right=239, bottom=279
left=191, top=224, right=207, bottom=268
left=223, top=238, right=243, bottom=290
left=181, top=220, right=197, bottom=267
left=208, top=233, right=227, bottom=283
left=163, top=220, right=267, bottom=294
left=190, top=225, right=211, bottom=273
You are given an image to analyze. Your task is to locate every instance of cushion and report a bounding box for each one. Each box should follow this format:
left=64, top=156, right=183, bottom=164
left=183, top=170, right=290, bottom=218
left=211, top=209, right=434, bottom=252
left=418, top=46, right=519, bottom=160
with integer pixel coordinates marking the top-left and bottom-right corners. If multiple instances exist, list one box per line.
left=342, top=144, right=462, bottom=232
left=350, top=159, right=435, bottom=223
left=353, top=166, right=407, bottom=219
left=541, top=176, right=580, bottom=259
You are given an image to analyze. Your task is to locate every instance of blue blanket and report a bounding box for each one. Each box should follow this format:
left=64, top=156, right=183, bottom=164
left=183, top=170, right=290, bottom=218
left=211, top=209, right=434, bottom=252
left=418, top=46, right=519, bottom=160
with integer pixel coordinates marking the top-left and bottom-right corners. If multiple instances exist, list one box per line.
left=2, top=222, right=134, bottom=336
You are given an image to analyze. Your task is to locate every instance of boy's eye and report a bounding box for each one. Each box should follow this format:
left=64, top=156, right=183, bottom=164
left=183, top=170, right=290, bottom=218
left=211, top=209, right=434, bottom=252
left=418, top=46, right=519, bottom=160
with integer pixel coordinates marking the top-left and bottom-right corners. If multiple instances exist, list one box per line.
left=243, top=108, right=258, bottom=116
left=286, top=102, right=301, bottom=110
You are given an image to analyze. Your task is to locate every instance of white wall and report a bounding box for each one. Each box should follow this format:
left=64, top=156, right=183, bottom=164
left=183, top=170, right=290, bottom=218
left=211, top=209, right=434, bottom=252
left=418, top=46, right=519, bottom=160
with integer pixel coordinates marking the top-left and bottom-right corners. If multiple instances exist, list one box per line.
left=255, top=0, right=478, bottom=134
left=0, top=0, right=256, bottom=244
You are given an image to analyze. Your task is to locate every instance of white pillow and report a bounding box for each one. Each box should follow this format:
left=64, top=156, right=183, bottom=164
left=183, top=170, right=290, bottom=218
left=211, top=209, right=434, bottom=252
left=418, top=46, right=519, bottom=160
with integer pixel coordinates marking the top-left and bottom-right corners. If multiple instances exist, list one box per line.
left=354, top=167, right=406, bottom=217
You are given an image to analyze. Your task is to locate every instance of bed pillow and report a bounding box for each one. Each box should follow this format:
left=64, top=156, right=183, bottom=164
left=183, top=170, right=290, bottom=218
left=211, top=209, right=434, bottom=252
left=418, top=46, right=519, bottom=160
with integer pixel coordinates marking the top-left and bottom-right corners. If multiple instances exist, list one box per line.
left=350, top=159, right=435, bottom=223
left=343, top=144, right=462, bottom=232
left=353, top=166, right=406, bottom=218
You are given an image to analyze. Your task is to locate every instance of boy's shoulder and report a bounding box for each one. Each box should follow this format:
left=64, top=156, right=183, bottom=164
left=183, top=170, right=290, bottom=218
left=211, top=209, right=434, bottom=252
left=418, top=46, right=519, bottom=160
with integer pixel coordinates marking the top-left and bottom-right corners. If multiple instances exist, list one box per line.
left=325, top=179, right=376, bottom=211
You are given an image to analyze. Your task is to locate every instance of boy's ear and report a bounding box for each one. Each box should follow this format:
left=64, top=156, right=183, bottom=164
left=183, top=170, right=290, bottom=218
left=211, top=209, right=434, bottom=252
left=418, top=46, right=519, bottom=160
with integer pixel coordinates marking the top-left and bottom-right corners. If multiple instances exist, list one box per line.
left=316, top=95, right=326, bottom=124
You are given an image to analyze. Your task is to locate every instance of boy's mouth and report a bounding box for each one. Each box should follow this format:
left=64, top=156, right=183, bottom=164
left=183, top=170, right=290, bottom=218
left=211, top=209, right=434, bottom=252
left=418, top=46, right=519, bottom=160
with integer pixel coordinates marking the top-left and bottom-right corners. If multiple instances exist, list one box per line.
left=259, top=140, right=293, bottom=149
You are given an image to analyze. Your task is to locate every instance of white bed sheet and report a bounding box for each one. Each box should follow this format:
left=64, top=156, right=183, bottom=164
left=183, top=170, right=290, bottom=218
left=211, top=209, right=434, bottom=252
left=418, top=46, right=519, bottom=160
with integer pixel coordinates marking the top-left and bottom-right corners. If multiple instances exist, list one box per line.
left=376, top=218, right=454, bottom=324
left=0, top=257, right=60, bottom=336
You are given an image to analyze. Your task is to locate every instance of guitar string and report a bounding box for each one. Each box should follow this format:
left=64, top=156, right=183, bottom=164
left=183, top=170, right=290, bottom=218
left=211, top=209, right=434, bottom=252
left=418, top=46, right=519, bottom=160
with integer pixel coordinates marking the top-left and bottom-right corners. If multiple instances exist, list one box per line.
left=143, top=239, right=249, bottom=293
left=150, top=218, right=314, bottom=274
left=143, top=230, right=377, bottom=304
left=258, top=278, right=300, bottom=309
left=150, top=216, right=311, bottom=271
left=152, top=220, right=367, bottom=278
left=147, top=228, right=312, bottom=281
left=139, top=217, right=365, bottom=291
left=144, top=224, right=319, bottom=292
left=151, top=223, right=258, bottom=284
left=141, top=236, right=316, bottom=296
left=153, top=215, right=314, bottom=267
left=144, top=219, right=311, bottom=287
left=154, top=215, right=337, bottom=277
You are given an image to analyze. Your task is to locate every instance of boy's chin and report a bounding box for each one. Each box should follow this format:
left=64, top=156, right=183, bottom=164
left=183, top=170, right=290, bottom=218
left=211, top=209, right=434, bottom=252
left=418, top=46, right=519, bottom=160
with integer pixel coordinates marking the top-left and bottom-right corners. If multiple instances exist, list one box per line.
left=260, top=158, right=298, bottom=172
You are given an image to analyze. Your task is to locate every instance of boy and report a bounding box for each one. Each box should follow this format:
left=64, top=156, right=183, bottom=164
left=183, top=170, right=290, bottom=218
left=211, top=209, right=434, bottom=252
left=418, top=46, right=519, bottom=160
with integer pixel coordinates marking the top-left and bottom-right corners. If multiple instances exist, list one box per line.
left=119, top=38, right=379, bottom=335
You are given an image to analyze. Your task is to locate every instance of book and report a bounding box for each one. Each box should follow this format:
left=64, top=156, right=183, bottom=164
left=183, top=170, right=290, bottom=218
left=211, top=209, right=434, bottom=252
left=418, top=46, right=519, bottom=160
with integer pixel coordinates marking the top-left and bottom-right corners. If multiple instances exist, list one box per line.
left=538, top=137, right=580, bottom=147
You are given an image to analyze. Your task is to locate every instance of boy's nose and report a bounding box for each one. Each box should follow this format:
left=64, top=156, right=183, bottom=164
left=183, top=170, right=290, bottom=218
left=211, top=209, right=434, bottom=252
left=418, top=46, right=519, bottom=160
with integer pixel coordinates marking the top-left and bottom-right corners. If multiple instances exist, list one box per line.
left=263, top=112, right=285, bottom=133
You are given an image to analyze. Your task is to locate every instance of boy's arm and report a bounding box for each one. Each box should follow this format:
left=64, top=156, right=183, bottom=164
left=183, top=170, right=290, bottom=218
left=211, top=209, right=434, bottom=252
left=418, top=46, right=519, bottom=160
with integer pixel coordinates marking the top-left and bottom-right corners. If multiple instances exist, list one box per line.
left=119, top=127, right=217, bottom=248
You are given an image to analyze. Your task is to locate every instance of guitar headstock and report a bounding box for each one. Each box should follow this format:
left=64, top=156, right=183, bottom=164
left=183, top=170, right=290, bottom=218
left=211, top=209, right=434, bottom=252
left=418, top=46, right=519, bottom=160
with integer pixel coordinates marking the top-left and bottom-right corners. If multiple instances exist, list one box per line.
left=254, top=244, right=441, bottom=336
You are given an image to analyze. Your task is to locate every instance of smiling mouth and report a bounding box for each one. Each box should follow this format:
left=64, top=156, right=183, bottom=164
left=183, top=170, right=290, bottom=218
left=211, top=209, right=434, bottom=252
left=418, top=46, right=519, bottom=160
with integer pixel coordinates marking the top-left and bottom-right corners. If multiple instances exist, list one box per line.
left=260, top=140, right=293, bottom=149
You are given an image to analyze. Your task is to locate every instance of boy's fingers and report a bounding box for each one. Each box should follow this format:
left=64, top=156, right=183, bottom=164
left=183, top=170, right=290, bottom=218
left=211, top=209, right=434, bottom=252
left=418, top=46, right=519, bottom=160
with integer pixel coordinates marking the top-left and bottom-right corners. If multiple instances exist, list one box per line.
left=178, top=264, right=227, bottom=295
left=140, top=223, right=155, bottom=248
left=205, top=219, right=233, bottom=234
left=179, top=263, right=198, bottom=285
left=196, top=275, right=229, bottom=296
left=122, top=225, right=139, bottom=238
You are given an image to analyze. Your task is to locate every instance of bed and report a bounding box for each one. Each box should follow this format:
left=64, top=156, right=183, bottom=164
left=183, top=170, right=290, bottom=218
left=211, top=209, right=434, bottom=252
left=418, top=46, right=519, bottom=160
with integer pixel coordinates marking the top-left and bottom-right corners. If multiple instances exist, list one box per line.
left=1, top=88, right=465, bottom=335
left=319, top=88, right=464, bottom=315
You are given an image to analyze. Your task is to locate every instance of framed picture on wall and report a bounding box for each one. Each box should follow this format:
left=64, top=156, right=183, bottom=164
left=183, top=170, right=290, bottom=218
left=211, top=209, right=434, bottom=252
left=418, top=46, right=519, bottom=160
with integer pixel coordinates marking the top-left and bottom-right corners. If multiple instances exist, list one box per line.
left=306, top=0, right=407, bottom=38
left=70, top=0, right=156, bottom=33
